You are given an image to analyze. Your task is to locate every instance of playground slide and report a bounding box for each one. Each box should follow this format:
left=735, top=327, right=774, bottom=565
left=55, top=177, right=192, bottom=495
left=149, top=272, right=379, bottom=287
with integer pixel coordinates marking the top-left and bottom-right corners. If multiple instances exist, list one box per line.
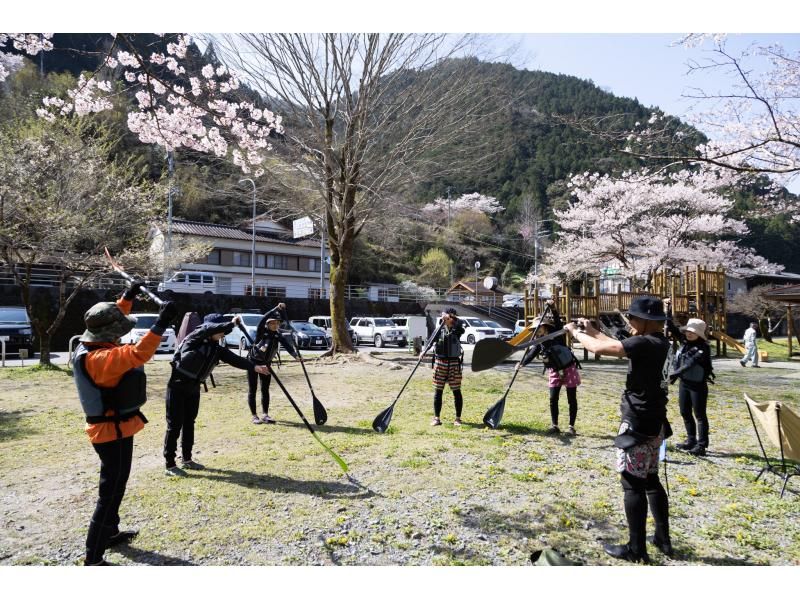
left=709, top=330, right=746, bottom=354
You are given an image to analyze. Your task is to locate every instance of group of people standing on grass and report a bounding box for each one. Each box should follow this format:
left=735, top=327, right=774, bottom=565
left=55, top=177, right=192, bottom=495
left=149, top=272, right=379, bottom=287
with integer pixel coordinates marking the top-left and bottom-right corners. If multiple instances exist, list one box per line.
left=71, top=280, right=304, bottom=565
left=432, top=296, right=719, bottom=563
left=72, top=275, right=750, bottom=566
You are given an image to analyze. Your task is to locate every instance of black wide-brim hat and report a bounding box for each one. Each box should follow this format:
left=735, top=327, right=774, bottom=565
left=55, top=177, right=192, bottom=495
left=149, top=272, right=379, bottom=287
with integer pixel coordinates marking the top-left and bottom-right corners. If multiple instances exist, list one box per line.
left=627, top=297, right=667, bottom=321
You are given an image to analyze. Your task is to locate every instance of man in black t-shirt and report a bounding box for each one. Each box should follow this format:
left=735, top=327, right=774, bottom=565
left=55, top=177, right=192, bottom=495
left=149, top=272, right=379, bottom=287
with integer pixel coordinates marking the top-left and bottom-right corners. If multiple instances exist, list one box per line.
left=566, top=297, right=672, bottom=563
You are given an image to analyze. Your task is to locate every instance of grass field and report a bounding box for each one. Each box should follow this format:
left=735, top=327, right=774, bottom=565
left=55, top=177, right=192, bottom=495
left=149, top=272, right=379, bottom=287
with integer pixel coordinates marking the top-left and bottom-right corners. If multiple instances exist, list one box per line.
left=1, top=351, right=798, bottom=566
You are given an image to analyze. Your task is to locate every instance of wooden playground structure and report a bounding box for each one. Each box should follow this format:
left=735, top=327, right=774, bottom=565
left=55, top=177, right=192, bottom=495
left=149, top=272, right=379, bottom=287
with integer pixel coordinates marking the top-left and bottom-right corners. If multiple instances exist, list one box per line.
left=524, top=266, right=742, bottom=357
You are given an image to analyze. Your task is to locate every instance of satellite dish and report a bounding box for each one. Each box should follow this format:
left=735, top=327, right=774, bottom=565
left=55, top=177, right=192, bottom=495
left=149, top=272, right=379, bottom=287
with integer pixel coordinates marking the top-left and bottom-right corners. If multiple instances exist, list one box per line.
left=483, top=276, right=498, bottom=290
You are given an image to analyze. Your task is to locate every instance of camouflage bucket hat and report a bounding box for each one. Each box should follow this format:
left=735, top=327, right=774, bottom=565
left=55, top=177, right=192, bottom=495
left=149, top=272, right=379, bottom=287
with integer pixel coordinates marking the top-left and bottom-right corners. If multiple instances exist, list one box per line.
left=80, top=302, right=137, bottom=343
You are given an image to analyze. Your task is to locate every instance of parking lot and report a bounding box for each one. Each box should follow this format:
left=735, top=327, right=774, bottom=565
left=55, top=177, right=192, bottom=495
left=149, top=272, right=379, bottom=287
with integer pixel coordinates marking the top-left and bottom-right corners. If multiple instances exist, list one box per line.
left=0, top=343, right=476, bottom=368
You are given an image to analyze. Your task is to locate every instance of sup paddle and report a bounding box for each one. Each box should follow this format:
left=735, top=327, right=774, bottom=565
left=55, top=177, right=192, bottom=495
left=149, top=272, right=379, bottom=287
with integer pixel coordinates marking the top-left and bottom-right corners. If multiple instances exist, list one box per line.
left=280, top=309, right=328, bottom=425
left=372, top=320, right=445, bottom=433
left=104, top=247, right=164, bottom=306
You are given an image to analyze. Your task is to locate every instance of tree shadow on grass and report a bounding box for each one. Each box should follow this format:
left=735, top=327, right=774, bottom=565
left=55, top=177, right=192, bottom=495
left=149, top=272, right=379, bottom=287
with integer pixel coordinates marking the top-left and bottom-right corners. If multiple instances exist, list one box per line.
left=0, top=410, right=41, bottom=443
left=199, top=467, right=375, bottom=500
left=112, top=544, right=196, bottom=566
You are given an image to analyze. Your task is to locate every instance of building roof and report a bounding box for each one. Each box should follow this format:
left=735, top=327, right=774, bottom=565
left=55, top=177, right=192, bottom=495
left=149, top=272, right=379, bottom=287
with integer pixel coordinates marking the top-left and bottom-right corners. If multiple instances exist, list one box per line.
left=762, top=283, right=800, bottom=304
left=446, top=280, right=505, bottom=295
left=168, top=219, right=320, bottom=248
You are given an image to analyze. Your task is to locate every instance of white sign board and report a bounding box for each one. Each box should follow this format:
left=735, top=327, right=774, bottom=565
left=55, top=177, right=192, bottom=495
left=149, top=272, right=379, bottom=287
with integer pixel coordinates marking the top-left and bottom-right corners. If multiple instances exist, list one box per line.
left=292, top=216, right=315, bottom=238
left=0, top=336, right=8, bottom=342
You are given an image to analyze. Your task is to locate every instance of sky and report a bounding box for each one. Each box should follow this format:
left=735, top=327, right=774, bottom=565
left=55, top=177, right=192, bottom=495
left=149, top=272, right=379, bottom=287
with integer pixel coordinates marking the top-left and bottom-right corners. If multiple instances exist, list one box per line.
left=515, top=33, right=800, bottom=120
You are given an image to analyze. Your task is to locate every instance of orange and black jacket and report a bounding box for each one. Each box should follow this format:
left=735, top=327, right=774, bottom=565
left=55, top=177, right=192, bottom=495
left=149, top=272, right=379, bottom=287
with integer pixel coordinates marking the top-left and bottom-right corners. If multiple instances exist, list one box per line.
left=75, top=298, right=162, bottom=444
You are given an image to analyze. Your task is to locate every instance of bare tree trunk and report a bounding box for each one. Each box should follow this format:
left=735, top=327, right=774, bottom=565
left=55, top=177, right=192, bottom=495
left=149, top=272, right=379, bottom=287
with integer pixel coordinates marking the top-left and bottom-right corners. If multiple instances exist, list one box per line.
left=328, top=259, right=354, bottom=354
left=37, top=332, right=52, bottom=366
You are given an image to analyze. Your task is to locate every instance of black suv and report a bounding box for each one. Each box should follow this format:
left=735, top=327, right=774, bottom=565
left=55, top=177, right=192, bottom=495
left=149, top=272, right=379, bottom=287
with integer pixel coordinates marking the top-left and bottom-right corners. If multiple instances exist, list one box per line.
left=0, top=306, right=35, bottom=356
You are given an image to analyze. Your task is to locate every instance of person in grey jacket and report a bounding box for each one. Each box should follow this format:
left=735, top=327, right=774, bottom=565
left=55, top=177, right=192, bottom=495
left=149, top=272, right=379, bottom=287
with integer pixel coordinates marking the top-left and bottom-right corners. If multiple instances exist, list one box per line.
left=671, top=318, right=715, bottom=456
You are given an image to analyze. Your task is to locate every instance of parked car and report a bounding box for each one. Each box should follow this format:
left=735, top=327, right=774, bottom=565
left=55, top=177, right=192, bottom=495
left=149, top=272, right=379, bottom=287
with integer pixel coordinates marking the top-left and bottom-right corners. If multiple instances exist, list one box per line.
left=502, top=295, right=524, bottom=308
left=0, top=306, right=35, bottom=356
left=482, top=319, right=514, bottom=340
left=349, top=317, right=408, bottom=348
left=119, top=313, right=176, bottom=353
left=514, top=319, right=527, bottom=334
left=308, top=315, right=357, bottom=344
left=436, top=315, right=497, bottom=344
left=222, top=313, right=265, bottom=349
left=390, top=315, right=428, bottom=342
left=157, top=271, right=217, bottom=296
left=288, top=320, right=330, bottom=350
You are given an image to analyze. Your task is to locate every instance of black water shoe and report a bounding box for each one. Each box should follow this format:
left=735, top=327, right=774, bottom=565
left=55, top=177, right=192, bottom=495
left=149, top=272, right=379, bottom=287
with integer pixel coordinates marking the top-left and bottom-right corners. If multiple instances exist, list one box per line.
left=648, top=536, right=674, bottom=557
left=603, top=543, right=650, bottom=564
left=107, top=530, right=139, bottom=548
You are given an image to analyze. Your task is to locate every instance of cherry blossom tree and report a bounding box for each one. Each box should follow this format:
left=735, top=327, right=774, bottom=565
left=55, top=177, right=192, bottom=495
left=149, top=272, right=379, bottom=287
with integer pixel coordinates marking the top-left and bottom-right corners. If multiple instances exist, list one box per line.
left=422, top=192, right=504, bottom=219
left=3, top=33, right=281, bottom=174
left=0, top=117, right=162, bottom=365
left=539, top=167, right=782, bottom=287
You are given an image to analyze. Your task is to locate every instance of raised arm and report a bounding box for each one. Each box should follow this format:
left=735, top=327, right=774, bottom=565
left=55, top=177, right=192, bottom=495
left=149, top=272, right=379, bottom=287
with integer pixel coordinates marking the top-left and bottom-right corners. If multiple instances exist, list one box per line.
left=565, top=318, right=626, bottom=358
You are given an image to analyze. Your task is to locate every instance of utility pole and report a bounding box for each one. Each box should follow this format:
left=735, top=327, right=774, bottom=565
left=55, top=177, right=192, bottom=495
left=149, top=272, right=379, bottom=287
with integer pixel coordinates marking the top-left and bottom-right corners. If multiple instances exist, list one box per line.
left=319, top=212, right=325, bottom=297
left=474, top=261, right=480, bottom=306
left=447, top=187, right=452, bottom=285
left=239, top=178, right=256, bottom=295
left=164, top=150, right=174, bottom=282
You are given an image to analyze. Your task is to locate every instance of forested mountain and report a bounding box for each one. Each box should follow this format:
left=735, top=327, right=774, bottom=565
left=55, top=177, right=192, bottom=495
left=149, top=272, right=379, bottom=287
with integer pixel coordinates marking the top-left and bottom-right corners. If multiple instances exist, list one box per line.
left=3, top=35, right=797, bottom=285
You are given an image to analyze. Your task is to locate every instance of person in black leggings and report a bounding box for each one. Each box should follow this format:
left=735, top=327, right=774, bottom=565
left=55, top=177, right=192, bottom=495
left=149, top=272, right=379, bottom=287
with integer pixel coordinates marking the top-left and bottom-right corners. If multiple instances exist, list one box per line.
left=566, top=297, right=672, bottom=563
left=247, top=303, right=299, bottom=424
left=670, top=318, right=714, bottom=456
left=519, top=300, right=580, bottom=435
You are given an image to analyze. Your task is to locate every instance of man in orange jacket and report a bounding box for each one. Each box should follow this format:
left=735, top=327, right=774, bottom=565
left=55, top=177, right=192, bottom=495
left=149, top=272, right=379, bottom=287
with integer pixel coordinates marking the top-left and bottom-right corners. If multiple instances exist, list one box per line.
left=72, top=281, right=178, bottom=565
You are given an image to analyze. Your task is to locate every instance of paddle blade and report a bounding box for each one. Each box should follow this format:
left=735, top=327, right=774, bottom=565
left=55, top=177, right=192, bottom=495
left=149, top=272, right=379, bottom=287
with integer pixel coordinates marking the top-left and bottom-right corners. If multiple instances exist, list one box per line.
left=472, top=338, right=516, bottom=372
left=483, top=397, right=506, bottom=429
left=313, top=394, right=328, bottom=426
left=372, top=400, right=397, bottom=433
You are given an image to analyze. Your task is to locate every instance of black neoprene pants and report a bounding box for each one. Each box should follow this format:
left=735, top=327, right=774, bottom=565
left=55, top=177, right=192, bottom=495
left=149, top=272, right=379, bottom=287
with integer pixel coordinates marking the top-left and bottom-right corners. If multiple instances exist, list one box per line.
left=620, top=471, right=670, bottom=556
left=163, top=385, right=201, bottom=467
left=434, top=388, right=463, bottom=418
left=678, top=381, right=709, bottom=448
left=247, top=369, right=272, bottom=415
left=86, top=435, right=133, bottom=564
left=549, top=386, right=578, bottom=426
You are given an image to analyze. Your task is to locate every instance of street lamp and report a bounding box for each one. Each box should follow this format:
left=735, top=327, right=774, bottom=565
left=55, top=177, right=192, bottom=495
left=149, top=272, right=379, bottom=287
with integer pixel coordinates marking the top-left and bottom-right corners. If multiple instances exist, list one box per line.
left=474, top=261, right=480, bottom=305
left=239, top=178, right=256, bottom=295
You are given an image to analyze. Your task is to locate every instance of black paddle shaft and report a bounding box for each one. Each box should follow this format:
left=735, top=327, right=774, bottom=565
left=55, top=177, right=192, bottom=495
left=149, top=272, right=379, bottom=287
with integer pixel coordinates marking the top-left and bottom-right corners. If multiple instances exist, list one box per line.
left=104, top=247, right=164, bottom=306
left=395, top=320, right=445, bottom=400
left=279, top=308, right=328, bottom=425
left=268, top=365, right=316, bottom=435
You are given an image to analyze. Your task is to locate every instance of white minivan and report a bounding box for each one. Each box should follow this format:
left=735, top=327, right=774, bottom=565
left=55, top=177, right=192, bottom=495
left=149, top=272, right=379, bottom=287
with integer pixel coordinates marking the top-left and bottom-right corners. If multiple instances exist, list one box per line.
left=436, top=316, right=497, bottom=344
left=157, top=271, right=217, bottom=295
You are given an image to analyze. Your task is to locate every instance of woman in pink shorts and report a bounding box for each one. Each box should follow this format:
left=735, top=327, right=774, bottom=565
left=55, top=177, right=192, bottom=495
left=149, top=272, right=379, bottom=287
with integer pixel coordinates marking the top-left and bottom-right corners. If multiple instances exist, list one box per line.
left=519, top=300, right=581, bottom=435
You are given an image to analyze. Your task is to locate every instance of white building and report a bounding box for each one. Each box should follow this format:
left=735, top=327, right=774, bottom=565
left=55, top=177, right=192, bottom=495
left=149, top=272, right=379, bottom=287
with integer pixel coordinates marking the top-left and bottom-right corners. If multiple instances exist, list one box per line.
left=151, top=216, right=329, bottom=299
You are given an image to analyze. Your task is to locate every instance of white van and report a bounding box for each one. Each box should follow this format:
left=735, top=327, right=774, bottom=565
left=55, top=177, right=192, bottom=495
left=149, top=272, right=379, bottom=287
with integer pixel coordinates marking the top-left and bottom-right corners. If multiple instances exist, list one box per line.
left=157, top=271, right=217, bottom=295
left=436, top=316, right=497, bottom=344
left=391, top=315, right=428, bottom=341
left=308, top=315, right=357, bottom=344
left=120, top=313, right=177, bottom=353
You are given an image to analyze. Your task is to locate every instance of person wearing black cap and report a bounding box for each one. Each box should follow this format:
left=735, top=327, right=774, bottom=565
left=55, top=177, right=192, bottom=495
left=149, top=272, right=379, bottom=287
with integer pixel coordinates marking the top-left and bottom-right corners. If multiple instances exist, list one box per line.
left=72, top=281, right=178, bottom=565
left=566, top=296, right=672, bottom=563
left=430, top=307, right=465, bottom=426
left=246, top=303, right=299, bottom=424
left=164, top=313, right=269, bottom=476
